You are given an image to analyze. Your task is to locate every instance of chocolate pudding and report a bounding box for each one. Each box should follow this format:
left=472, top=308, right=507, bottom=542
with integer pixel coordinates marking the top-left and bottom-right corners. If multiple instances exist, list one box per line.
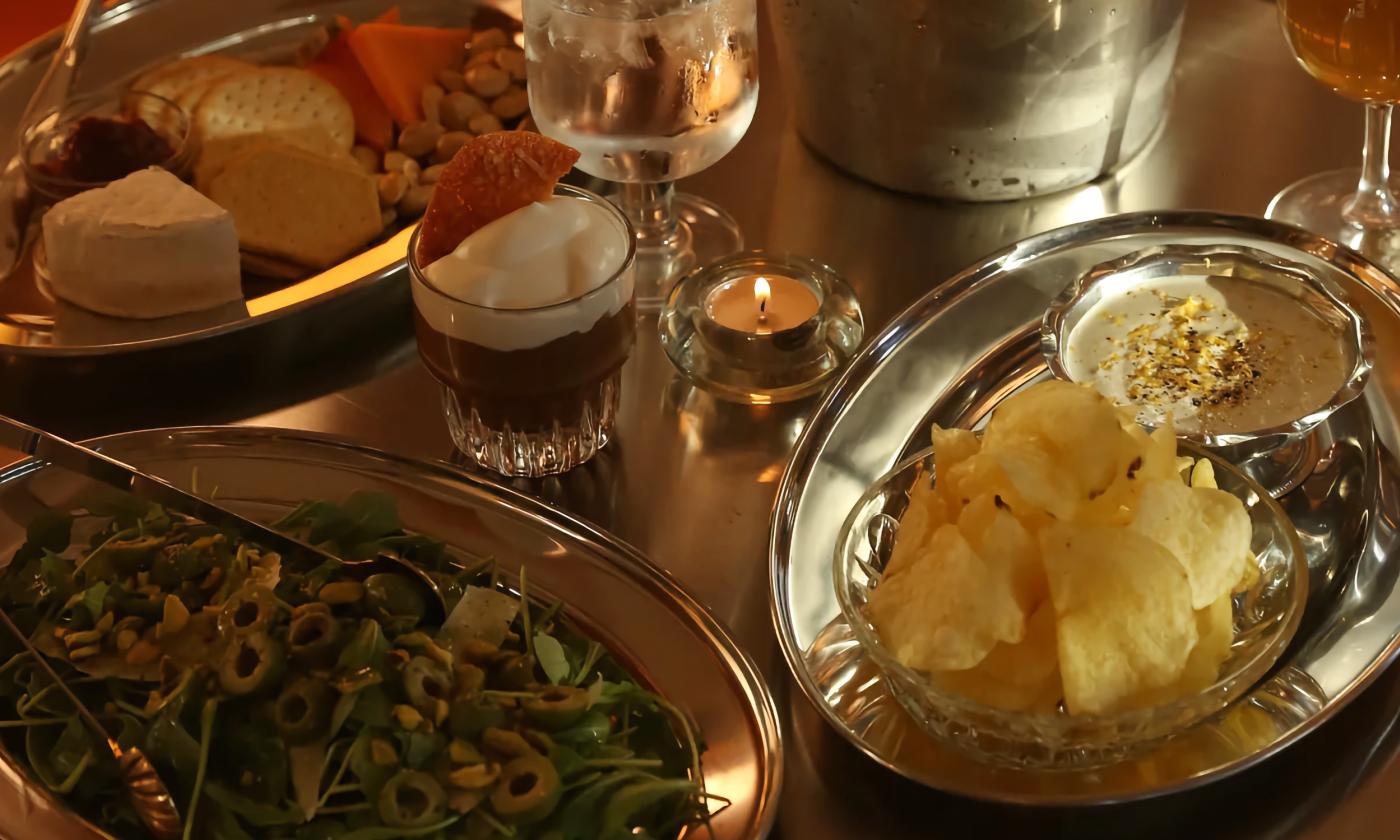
left=408, top=186, right=636, bottom=476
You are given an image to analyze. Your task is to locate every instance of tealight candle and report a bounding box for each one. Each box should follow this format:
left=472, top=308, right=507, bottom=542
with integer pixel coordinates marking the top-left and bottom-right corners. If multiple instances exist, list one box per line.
left=705, top=274, right=822, bottom=336
left=658, top=251, right=865, bottom=404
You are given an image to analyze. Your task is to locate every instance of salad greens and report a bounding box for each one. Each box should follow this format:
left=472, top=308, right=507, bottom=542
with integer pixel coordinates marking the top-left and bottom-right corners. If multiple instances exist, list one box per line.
left=0, top=490, right=709, bottom=839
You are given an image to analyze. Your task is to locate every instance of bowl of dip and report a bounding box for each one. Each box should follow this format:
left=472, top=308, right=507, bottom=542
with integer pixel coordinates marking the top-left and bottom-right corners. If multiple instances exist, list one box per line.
left=1041, top=244, right=1372, bottom=458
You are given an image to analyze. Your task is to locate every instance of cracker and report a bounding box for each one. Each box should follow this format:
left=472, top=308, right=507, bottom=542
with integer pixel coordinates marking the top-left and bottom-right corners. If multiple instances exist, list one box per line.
left=131, top=55, right=254, bottom=126
left=194, top=126, right=349, bottom=193
left=194, top=68, right=354, bottom=150
left=241, top=249, right=309, bottom=280
left=208, top=142, right=382, bottom=268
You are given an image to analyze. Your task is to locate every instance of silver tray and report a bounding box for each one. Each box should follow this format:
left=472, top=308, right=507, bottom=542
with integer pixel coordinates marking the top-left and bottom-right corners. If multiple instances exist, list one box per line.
left=0, top=426, right=782, bottom=838
left=769, top=211, right=1400, bottom=805
left=0, top=1, right=518, bottom=400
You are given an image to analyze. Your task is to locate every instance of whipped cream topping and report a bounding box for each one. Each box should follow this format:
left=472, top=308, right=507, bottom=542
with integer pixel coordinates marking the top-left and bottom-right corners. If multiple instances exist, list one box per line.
left=415, top=196, right=632, bottom=351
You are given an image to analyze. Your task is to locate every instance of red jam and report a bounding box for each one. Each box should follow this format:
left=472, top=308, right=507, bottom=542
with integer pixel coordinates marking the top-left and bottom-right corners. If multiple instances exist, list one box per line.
left=35, top=114, right=175, bottom=183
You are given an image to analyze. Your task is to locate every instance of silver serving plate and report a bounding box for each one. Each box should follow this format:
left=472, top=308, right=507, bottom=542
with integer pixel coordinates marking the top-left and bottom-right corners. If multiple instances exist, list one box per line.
left=770, top=211, right=1400, bottom=805
left=0, top=427, right=782, bottom=839
left=0, top=1, right=519, bottom=405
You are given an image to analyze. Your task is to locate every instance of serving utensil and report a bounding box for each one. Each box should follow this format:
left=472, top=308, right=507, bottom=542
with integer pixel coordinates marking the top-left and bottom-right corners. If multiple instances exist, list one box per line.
left=0, top=414, right=447, bottom=622
left=0, top=607, right=181, bottom=840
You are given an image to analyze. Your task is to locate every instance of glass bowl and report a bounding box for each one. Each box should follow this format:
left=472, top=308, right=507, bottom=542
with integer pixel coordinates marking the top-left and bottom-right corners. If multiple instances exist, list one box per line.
left=21, top=91, right=194, bottom=205
left=833, top=440, right=1308, bottom=769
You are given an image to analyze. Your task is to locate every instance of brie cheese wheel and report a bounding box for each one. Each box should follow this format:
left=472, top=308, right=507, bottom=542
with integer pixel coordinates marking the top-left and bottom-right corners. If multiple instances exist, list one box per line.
left=42, top=167, right=242, bottom=319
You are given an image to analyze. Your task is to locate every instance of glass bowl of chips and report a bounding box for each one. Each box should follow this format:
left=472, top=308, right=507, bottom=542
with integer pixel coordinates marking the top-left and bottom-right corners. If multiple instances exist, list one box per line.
left=834, top=430, right=1307, bottom=770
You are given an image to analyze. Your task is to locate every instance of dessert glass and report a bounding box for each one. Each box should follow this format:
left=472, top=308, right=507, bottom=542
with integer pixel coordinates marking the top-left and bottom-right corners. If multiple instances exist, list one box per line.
left=408, top=184, right=637, bottom=477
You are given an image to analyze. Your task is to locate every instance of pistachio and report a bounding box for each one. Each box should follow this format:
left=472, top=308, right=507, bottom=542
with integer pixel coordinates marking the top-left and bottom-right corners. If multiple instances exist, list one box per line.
left=465, top=65, right=510, bottom=99
left=470, top=29, right=509, bottom=52
left=448, top=762, right=500, bottom=789
left=158, top=594, right=190, bottom=637
left=398, top=184, right=435, bottom=217
left=494, top=48, right=527, bottom=81
left=436, top=69, right=466, bottom=93
left=468, top=112, right=503, bottom=135
left=421, top=84, right=446, bottom=126
left=420, top=163, right=447, bottom=184
left=125, top=640, right=161, bottom=666
left=393, top=704, right=425, bottom=731
left=188, top=535, right=224, bottom=551
left=115, top=629, right=139, bottom=653
left=490, top=86, right=529, bottom=121
left=448, top=789, right=484, bottom=815
left=69, top=644, right=102, bottom=661
left=94, top=612, right=115, bottom=634
left=440, top=91, right=486, bottom=131
left=449, top=740, right=483, bottom=765
left=317, top=580, right=365, bottom=605
left=435, top=698, right=450, bottom=727
left=371, top=738, right=398, bottom=766
left=434, top=131, right=471, bottom=163
left=64, top=628, right=104, bottom=649
left=113, top=615, right=144, bottom=634
left=200, top=565, right=224, bottom=591
left=351, top=145, right=380, bottom=174
left=397, top=121, right=444, bottom=158
left=384, top=150, right=413, bottom=174
left=378, top=171, right=408, bottom=208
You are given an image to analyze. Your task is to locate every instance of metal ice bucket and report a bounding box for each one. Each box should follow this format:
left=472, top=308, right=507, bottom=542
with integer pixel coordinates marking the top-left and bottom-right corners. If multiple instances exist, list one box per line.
left=772, top=0, right=1188, bottom=201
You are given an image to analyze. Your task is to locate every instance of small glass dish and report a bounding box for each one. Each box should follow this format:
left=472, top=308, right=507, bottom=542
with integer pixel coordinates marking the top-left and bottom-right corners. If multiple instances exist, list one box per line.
left=21, top=91, right=194, bottom=205
left=833, top=440, right=1308, bottom=769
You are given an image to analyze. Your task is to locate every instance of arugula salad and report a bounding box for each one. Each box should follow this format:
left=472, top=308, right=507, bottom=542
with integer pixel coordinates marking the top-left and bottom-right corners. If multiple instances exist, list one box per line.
left=0, top=491, right=708, bottom=839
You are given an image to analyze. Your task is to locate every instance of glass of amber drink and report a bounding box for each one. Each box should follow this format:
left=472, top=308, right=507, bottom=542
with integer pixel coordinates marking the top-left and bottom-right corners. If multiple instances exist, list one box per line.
left=408, top=184, right=637, bottom=478
left=1269, top=0, right=1400, bottom=269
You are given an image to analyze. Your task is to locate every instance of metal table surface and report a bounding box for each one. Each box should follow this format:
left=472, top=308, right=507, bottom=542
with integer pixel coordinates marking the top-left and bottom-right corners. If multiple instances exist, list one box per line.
left=16, top=0, right=1400, bottom=837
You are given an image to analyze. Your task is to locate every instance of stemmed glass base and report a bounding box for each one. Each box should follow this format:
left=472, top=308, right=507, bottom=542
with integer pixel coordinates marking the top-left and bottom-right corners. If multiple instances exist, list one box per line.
left=610, top=182, right=744, bottom=312
left=1266, top=167, right=1400, bottom=273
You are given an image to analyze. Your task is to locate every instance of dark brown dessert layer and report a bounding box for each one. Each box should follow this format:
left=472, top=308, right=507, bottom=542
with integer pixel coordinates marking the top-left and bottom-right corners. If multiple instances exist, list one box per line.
left=415, top=301, right=636, bottom=429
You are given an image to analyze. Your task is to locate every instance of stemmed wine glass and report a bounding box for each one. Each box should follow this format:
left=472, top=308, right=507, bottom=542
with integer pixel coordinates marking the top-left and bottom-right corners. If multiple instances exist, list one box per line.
left=523, top=0, right=760, bottom=308
left=1268, top=0, right=1400, bottom=269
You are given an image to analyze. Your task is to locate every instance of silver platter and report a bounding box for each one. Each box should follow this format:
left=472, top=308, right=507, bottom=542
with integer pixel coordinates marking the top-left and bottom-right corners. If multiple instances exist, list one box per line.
left=0, top=1, right=520, bottom=406
left=0, top=427, right=782, bottom=838
left=769, top=211, right=1400, bottom=805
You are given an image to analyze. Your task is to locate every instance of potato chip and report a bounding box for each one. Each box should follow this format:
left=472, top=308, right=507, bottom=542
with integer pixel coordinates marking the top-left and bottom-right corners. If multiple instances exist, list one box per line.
left=883, top=470, right=941, bottom=580
left=931, top=425, right=980, bottom=475
left=869, top=524, right=1025, bottom=671
left=959, top=500, right=1047, bottom=612
left=1189, top=458, right=1218, bottom=489
left=1131, top=479, right=1251, bottom=609
left=1041, top=523, right=1197, bottom=714
left=933, top=600, right=1061, bottom=712
left=1179, top=593, right=1234, bottom=693
left=989, top=442, right=1078, bottom=521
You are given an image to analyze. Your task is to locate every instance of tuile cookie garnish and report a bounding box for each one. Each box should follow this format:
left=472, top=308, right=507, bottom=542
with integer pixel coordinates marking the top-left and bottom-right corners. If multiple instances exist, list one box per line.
left=415, top=132, right=580, bottom=266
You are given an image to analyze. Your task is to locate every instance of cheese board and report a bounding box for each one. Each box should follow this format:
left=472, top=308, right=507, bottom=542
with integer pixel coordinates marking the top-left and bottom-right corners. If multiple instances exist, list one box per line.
left=0, top=0, right=540, bottom=407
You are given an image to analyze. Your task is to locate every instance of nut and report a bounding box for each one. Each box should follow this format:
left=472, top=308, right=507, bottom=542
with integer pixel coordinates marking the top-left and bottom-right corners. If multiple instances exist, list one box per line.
left=465, top=64, right=510, bottom=99
left=69, top=644, right=102, bottom=661
left=421, top=84, right=446, bottom=126
left=398, top=183, right=435, bottom=217
left=434, top=131, right=471, bottom=163
left=466, top=49, right=498, bottom=68
left=436, top=69, right=467, bottom=92
left=384, top=150, right=413, bottom=174
left=397, top=121, right=444, bottom=158
left=448, top=762, right=500, bottom=789
left=393, top=704, right=424, bottom=731
left=381, top=207, right=398, bottom=228
left=402, top=157, right=422, bottom=184
left=351, top=145, right=379, bottom=174
left=491, top=86, right=530, bottom=121
left=471, top=28, right=509, bottom=52
left=94, top=612, right=115, bottom=634
left=516, top=115, right=538, bottom=133
left=377, top=171, right=408, bottom=207
left=64, top=628, right=104, bottom=649
left=318, top=580, right=365, bottom=605
left=420, top=163, right=447, bottom=184
left=200, top=565, right=224, bottom=591
left=371, top=738, right=398, bottom=766
left=468, top=112, right=504, bottom=135
left=494, top=48, right=527, bottom=81
left=115, top=629, right=139, bottom=653
left=440, top=91, right=487, bottom=131
left=125, top=640, right=160, bottom=666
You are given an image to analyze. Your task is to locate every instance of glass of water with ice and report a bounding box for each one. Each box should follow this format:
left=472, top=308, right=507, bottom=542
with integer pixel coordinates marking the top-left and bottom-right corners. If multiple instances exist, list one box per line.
left=524, top=0, right=759, bottom=308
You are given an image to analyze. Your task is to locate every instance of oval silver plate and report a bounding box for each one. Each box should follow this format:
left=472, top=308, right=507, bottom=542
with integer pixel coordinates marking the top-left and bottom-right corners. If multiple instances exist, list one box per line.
left=769, top=211, right=1400, bottom=805
left=0, top=426, right=782, bottom=838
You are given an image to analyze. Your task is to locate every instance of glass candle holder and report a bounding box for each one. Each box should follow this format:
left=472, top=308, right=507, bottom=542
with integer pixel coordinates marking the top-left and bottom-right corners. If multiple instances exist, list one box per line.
left=659, top=252, right=863, bottom=404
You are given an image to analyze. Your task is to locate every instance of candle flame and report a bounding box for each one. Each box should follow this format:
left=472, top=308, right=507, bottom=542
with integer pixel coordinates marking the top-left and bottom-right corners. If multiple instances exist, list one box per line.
left=755, top=276, right=771, bottom=315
